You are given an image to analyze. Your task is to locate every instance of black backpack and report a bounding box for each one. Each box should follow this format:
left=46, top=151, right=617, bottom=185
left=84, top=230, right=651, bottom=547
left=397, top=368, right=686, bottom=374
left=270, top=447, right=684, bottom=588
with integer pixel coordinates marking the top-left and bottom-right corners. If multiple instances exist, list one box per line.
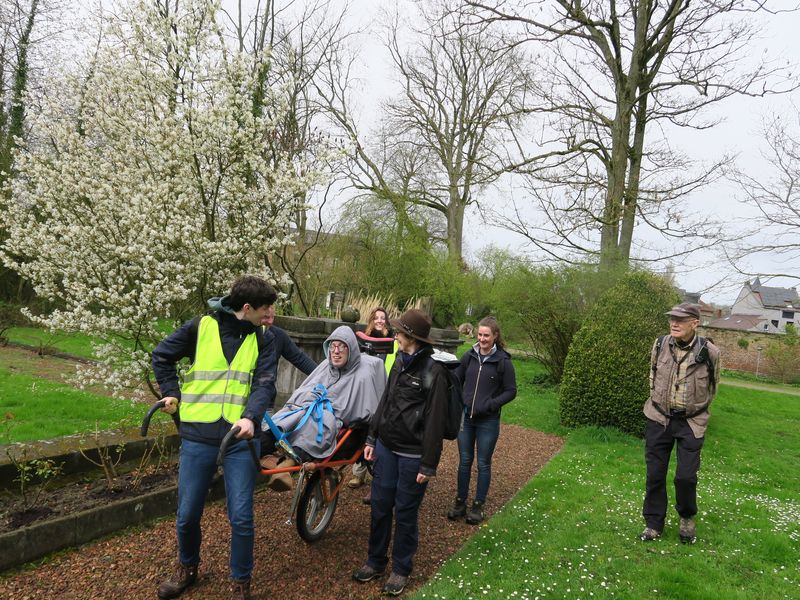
left=424, top=353, right=464, bottom=440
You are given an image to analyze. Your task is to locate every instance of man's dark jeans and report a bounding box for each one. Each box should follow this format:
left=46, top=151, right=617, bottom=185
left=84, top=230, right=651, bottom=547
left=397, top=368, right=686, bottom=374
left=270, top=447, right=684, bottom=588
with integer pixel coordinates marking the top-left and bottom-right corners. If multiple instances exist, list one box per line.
left=456, top=413, right=500, bottom=503
left=643, top=417, right=704, bottom=531
left=176, top=437, right=260, bottom=580
left=367, top=440, right=428, bottom=577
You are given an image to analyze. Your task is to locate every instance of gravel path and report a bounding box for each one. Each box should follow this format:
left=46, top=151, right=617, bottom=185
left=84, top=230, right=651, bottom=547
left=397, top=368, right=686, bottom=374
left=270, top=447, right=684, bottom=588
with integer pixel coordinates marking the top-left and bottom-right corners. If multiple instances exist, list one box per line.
left=0, top=425, right=563, bottom=599
left=719, top=377, right=800, bottom=396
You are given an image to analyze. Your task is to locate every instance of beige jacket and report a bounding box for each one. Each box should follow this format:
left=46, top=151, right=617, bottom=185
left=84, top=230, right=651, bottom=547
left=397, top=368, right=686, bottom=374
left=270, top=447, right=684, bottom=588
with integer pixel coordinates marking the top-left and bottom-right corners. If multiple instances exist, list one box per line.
left=643, top=335, right=720, bottom=438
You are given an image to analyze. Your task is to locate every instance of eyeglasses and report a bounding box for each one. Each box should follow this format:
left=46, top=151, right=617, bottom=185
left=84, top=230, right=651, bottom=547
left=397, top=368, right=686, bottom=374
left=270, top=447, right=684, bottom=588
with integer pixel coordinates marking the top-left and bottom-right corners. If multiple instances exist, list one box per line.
left=329, top=342, right=348, bottom=353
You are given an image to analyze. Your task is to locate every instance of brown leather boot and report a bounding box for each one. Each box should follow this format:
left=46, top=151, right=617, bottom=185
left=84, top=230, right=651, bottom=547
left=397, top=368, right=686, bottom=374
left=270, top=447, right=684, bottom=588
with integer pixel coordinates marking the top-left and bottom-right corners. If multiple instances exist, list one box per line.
left=157, top=563, right=198, bottom=599
left=267, top=457, right=296, bottom=492
left=230, top=578, right=252, bottom=600
left=260, top=454, right=280, bottom=470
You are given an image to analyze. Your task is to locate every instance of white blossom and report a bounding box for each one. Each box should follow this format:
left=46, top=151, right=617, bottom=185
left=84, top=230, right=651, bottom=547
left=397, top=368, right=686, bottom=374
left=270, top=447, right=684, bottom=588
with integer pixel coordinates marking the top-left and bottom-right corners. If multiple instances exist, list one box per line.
left=1, top=0, right=329, bottom=397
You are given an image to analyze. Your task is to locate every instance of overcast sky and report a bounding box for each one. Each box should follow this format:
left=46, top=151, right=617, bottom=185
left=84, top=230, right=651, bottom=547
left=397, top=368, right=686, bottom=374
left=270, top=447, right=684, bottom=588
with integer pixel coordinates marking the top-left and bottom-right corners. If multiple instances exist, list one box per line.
left=338, top=0, right=800, bottom=306
left=70, top=0, right=800, bottom=306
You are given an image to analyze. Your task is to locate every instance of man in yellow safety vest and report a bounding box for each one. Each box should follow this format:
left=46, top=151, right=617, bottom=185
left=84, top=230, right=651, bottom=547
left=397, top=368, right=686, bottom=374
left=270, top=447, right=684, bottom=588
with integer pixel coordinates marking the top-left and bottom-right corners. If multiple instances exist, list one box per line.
left=152, top=275, right=278, bottom=600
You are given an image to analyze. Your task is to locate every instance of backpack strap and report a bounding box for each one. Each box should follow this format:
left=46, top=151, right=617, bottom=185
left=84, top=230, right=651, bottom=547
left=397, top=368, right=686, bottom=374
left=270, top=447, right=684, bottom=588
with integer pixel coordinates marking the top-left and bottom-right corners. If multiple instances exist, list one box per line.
left=651, top=335, right=666, bottom=377
left=693, top=336, right=717, bottom=394
left=423, top=356, right=450, bottom=393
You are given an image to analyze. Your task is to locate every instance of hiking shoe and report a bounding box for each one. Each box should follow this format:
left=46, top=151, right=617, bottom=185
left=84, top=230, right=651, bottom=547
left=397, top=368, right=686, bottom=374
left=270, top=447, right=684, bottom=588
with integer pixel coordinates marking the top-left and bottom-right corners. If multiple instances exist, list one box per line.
left=259, top=454, right=280, bottom=470
left=382, top=572, right=408, bottom=596
left=465, top=500, right=485, bottom=525
left=639, top=527, right=662, bottom=541
left=230, top=578, right=252, bottom=600
left=353, top=563, right=385, bottom=583
left=157, top=563, right=198, bottom=599
left=348, top=476, right=366, bottom=488
left=447, top=497, right=467, bottom=520
left=679, top=517, right=697, bottom=544
left=348, top=467, right=368, bottom=488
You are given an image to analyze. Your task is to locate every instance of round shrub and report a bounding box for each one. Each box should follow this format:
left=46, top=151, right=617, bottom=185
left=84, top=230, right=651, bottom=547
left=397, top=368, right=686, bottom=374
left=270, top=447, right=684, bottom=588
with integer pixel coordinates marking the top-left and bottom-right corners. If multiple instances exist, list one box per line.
left=559, top=270, right=680, bottom=437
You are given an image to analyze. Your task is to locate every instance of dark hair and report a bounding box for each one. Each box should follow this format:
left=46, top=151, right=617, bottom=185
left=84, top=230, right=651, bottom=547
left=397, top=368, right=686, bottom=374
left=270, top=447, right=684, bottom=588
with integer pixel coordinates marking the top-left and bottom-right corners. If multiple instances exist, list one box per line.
left=228, top=275, right=277, bottom=311
left=478, top=316, right=505, bottom=350
left=365, top=306, right=389, bottom=336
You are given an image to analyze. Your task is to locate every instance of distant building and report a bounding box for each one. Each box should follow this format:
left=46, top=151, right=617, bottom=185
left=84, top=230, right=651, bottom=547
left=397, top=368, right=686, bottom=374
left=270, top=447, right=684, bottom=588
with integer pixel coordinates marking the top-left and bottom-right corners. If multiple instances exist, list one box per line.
left=674, top=285, right=723, bottom=325
left=712, top=278, right=800, bottom=334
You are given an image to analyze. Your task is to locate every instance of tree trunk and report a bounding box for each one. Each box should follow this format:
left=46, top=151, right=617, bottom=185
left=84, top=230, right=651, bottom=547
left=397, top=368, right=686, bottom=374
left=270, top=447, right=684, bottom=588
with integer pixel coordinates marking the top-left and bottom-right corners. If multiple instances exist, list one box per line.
left=447, top=198, right=465, bottom=265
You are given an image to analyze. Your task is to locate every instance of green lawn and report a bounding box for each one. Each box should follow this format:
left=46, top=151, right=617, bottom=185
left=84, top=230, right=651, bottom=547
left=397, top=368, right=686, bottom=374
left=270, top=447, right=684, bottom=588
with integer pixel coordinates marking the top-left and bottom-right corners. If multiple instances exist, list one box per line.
left=415, top=360, right=800, bottom=599
left=4, top=322, right=177, bottom=361
left=0, top=367, right=141, bottom=443
left=4, top=327, right=99, bottom=360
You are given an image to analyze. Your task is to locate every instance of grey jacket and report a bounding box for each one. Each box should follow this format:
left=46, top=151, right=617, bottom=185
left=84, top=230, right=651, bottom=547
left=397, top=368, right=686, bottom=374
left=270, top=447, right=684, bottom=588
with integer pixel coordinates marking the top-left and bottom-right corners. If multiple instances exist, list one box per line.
left=272, top=326, right=386, bottom=459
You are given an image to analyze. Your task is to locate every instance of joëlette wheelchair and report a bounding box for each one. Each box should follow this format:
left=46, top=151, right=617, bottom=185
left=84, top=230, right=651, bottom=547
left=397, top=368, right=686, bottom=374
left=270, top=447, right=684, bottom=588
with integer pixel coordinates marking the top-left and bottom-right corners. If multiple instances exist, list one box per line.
left=140, top=330, right=396, bottom=543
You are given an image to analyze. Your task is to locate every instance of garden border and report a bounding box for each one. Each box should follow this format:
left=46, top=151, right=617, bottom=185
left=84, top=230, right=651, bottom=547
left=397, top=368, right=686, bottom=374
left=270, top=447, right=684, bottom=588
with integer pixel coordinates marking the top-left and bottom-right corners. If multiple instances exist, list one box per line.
left=0, top=473, right=227, bottom=572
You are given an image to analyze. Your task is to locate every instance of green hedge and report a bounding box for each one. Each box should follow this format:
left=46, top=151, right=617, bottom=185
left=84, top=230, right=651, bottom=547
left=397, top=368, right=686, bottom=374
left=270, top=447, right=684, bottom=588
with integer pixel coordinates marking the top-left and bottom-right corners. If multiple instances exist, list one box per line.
left=559, top=270, right=679, bottom=436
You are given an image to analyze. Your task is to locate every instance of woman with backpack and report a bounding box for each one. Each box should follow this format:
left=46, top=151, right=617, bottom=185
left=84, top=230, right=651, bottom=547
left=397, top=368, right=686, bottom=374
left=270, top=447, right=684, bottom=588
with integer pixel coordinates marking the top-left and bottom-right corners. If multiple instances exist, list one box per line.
left=447, top=316, right=517, bottom=525
left=352, top=309, right=450, bottom=596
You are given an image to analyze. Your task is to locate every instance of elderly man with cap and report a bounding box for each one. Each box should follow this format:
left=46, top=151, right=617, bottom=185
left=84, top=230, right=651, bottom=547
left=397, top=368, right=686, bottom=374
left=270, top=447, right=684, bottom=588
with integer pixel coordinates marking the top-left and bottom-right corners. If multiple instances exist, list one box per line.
left=352, top=309, right=450, bottom=596
left=640, top=302, right=720, bottom=545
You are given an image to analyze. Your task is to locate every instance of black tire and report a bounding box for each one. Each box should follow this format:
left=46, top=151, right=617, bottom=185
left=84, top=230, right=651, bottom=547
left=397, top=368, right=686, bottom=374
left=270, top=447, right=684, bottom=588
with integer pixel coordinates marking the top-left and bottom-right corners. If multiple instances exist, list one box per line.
left=296, top=469, right=339, bottom=543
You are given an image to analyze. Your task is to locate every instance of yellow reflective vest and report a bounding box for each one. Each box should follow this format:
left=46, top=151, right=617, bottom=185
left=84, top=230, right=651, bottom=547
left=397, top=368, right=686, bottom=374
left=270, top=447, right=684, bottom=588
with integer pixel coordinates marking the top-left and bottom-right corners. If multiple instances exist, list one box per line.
left=384, top=340, right=399, bottom=375
left=180, top=316, right=259, bottom=424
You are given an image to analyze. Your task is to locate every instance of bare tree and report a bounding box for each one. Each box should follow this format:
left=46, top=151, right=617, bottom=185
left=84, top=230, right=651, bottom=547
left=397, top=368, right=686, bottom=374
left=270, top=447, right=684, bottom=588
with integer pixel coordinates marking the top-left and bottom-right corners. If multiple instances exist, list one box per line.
left=221, top=0, right=352, bottom=313
left=465, top=0, right=798, bottom=270
left=321, top=1, right=541, bottom=265
left=729, top=113, right=800, bottom=283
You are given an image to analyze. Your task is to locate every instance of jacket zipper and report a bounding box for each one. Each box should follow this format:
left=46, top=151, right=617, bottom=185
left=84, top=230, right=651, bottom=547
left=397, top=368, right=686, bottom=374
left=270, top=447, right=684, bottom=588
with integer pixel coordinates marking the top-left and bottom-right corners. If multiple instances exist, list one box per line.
left=469, top=360, right=483, bottom=418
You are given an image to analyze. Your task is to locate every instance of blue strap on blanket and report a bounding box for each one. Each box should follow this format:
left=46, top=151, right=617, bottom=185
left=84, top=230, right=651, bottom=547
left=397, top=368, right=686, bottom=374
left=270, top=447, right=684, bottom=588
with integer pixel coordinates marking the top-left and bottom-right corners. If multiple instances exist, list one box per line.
left=274, top=384, right=335, bottom=444
left=260, top=411, right=301, bottom=463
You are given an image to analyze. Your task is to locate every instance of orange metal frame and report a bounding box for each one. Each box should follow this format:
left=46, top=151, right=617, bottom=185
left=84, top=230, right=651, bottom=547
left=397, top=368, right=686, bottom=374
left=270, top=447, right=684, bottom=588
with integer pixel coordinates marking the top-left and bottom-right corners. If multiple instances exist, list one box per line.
left=259, top=427, right=365, bottom=493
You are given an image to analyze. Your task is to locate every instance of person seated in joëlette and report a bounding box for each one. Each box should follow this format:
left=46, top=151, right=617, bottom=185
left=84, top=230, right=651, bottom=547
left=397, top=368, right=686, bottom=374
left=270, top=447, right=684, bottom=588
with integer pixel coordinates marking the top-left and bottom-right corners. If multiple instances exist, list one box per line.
left=259, top=326, right=387, bottom=490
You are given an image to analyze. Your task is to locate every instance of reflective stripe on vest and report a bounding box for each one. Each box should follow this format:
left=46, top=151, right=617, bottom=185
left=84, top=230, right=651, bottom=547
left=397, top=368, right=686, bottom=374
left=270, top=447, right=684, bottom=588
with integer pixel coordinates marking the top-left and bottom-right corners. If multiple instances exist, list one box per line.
left=181, top=316, right=259, bottom=424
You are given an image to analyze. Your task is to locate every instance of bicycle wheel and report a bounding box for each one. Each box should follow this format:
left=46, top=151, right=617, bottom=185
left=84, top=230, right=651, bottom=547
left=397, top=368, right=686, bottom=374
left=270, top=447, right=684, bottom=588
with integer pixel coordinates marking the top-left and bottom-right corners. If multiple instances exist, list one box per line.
left=296, top=469, right=339, bottom=543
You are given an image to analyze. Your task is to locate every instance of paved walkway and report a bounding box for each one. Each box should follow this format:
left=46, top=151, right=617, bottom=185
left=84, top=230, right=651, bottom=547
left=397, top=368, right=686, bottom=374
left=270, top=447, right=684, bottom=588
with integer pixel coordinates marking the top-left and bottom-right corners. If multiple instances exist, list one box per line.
left=720, top=378, right=800, bottom=396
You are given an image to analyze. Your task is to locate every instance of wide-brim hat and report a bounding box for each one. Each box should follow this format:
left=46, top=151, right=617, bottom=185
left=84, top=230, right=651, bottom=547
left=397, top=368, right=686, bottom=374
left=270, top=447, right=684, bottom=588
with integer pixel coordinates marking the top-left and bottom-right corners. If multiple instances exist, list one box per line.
left=665, top=302, right=701, bottom=320
left=390, top=309, right=435, bottom=345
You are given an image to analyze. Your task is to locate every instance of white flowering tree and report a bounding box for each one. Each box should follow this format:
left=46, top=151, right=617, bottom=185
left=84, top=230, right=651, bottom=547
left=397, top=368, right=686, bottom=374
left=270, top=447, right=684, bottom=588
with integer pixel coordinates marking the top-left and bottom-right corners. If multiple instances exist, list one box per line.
left=0, top=0, right=324, bottom=398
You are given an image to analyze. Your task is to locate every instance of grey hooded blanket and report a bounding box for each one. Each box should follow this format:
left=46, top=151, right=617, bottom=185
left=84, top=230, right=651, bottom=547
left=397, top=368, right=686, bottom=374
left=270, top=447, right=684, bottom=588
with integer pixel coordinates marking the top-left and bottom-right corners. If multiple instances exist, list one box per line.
left=272, top=326, right=386, bottom=459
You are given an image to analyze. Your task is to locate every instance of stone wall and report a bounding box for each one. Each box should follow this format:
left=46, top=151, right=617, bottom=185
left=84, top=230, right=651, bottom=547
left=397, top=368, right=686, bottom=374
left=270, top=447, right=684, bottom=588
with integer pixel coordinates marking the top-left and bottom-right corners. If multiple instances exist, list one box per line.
left=272, top=316, right=463, bottom=406
left=698, top=326, right=780, bottom=377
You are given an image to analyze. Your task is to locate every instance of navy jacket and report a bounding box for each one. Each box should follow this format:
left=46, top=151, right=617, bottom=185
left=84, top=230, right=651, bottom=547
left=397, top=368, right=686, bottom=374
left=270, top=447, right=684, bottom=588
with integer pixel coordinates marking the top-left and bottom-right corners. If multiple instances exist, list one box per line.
left=456, top=346, right=516, bottom=419
left=266, top=325, right=317, bottom=378
left=152, top=311, right=277, bottom=445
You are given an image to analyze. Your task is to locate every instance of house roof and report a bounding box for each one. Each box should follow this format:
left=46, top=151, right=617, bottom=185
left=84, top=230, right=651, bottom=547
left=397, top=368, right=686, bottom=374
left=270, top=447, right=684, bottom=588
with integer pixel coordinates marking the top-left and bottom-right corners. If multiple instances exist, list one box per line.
left=746, top=278, right=799, bottom=309
left=706, top=314, right=766, bottom=331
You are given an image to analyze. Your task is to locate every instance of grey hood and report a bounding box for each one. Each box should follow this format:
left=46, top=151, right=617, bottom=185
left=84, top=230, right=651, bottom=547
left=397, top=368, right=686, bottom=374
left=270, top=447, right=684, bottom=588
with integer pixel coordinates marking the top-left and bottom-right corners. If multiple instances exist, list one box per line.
left=272, top=325, right=386, bottom=458
left=207, top=295, right=237, bottom=315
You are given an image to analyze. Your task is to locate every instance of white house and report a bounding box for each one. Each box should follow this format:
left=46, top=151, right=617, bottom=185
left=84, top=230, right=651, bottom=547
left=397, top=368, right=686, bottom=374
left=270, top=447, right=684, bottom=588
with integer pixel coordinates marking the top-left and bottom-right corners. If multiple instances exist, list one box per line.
left=718, top=278, right=800, bottom=334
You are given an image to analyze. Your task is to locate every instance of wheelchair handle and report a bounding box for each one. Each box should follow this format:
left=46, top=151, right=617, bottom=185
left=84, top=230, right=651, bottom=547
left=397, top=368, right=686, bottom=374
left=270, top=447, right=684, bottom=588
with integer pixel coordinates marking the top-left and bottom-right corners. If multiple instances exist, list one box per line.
left=216, top=426, right=261, bottom=468
left=140, top=399, right=180, bottom=437
left=217, top=426, right=240, bottom=466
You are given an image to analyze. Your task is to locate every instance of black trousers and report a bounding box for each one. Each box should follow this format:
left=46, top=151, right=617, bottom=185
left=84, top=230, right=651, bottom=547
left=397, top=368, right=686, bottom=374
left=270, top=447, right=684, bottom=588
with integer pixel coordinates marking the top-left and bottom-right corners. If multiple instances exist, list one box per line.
left=642, top=417, right=705, bottom=531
